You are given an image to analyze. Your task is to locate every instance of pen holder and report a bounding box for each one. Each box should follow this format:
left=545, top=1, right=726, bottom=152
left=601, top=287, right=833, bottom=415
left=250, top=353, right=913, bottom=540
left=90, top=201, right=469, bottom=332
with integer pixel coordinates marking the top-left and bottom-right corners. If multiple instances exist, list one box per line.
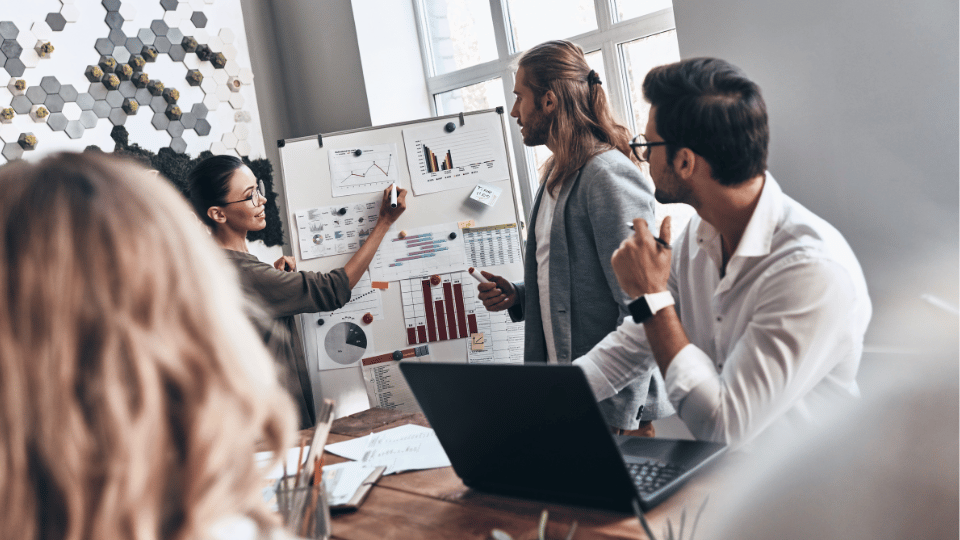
left=276, top=482, right=331, bottom=540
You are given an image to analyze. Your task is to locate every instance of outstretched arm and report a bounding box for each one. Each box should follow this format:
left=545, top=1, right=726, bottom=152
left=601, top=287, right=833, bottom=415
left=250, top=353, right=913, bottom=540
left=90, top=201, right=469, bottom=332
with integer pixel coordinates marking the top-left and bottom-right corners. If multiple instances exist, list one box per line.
left=343, top=185, right=407, bottom=287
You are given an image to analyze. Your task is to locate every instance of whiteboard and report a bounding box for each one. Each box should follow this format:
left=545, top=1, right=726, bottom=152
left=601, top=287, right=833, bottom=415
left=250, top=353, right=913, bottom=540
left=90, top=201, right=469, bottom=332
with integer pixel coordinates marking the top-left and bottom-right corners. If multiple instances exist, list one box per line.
left=278, top=109, right=527, bottom=419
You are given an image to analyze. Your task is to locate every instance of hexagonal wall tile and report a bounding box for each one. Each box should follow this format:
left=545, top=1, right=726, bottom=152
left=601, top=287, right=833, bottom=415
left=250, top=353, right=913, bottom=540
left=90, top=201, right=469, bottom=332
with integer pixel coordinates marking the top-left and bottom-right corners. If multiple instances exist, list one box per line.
left=119, top=3, right=136, bottom=21
left=0, top=22, right=18, bottom=40
left=236, top=139, right=251, bottom=156
left=64, top=120, right=84, bottom=138
left=201, top=93, right=218, bottom=112
left=228, top=93, right=244, bottom=109
left=61, top=5, right=80, bottom=23
left=163, top=11, right=181, bottom=28
left=62, top=101, right=81, bottom=120
left=45, top=13, right=66, bottom=32
left=31, top=22, right=52, bottom=42
left=208, top=140, right=227, bottom=155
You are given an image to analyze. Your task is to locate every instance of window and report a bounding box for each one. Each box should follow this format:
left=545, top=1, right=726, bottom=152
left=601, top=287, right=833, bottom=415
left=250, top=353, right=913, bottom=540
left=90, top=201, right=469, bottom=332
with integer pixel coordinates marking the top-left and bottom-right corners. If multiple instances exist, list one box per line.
left=414, top=0, right=692, bottom=234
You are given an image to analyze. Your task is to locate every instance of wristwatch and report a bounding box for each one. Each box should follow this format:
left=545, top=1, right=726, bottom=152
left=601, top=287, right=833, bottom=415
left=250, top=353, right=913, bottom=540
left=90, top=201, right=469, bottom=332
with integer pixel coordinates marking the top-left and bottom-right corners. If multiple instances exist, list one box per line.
left=628, top=291, right=675, bottom=323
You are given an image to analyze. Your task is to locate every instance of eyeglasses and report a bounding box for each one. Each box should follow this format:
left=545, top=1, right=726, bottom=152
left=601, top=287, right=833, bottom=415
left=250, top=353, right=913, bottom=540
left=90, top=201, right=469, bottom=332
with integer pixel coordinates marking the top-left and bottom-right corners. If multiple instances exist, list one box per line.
left=629, top=134, right=670, bottom=163
left=222, top=179, right=266, bottom=207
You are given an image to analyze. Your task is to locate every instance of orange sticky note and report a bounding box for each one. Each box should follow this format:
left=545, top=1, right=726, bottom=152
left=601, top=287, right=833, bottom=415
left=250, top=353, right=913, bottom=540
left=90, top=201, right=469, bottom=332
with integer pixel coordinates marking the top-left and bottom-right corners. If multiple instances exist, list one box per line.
left=371, top=281, right=389, bottom=290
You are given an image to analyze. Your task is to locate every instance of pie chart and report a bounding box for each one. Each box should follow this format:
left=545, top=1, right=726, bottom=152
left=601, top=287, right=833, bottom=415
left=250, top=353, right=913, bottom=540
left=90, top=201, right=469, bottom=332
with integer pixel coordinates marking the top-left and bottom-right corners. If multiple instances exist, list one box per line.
left=324, top=321, right=367, bottom=364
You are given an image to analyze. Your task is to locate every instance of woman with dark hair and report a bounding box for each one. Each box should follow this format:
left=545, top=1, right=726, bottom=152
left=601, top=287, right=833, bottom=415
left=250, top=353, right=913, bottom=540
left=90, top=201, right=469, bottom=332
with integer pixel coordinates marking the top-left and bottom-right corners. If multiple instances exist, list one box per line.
left=188, top=155, right=406, bottom=428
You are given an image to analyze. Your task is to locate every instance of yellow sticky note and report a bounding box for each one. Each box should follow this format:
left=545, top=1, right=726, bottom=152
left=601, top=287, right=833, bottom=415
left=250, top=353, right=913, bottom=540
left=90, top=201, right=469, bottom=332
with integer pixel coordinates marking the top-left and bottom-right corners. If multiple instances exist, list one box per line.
left=458, top=219, right=476, bottom=229
left=471, top=333, right=485, bottom=351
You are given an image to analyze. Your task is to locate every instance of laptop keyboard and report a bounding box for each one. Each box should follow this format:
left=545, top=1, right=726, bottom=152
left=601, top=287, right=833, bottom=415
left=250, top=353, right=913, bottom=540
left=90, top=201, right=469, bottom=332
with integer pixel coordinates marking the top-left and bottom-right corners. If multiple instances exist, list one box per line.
left=626, top=459, right=683, bottom=494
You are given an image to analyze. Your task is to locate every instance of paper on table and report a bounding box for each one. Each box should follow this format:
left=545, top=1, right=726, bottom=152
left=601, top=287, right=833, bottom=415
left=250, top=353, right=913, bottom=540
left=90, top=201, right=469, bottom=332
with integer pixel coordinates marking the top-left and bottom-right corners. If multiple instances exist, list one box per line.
left=322, top=461, right=382, bottom=506
left=324, top=424, right=450, bottom=475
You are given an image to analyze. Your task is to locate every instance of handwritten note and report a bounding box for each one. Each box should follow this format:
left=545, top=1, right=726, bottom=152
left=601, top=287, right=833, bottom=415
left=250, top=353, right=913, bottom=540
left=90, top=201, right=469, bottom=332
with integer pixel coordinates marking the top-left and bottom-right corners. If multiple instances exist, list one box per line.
left=470, top=183, right=502, bottom=207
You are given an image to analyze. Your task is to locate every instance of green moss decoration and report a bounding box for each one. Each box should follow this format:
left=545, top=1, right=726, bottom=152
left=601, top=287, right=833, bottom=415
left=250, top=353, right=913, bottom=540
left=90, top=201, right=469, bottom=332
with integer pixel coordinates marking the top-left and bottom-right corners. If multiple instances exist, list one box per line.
left=115, top=64, right=134, bottom=80
left=37, top=42, right=54, bottom=57
left=91, top=126, right=284, bottom=247
left=162, top=87, right=180, bottom=104
left=147, top=80, right=164, bottom=96
left=132, top=72, right=150, bottom=88
left=34, top=106, right=48, bottom=119
left=0, top=108, right=13, bottom=121
left=102, top=74, right=120, bottom=90
left=128, top=55, right=146, bottom=70
left=14, top=79, right=26, bottom=91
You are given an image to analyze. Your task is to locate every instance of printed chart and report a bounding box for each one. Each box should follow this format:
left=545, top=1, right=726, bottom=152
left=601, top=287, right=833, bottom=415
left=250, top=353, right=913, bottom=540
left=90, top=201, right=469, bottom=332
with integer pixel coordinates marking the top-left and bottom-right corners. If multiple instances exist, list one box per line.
left=402, top=115, right=509, bottom=195
left=463, top=223, right=523, bottom=268
left=400, top=272, right=478, bottom=345
left=295, top=199, right=381, bottom=260
left=369, top=222, right=468, bottom=282
left=315, top=314, right=376, bottom=371
left=467, top=306, right=524, bottom=364
left=361, top=345, right=431, bottom=413
left=316, top=272, right=384, bottom=321
left=328, top=143, right=400, bottom=197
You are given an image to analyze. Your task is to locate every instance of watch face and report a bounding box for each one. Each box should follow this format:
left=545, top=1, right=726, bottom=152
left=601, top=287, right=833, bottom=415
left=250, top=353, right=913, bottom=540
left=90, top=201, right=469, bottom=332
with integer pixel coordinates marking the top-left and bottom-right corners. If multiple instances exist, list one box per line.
left=629, top=297, right=654, bottom=323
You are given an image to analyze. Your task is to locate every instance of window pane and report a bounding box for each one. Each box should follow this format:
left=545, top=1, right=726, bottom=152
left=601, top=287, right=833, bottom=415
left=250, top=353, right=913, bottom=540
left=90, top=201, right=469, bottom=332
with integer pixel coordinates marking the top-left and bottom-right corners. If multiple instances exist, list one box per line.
left=621, top=30, right=680, bottom=135
left=505, top=0, right=598, bottom=52
left=422, top=0, right=499, bottom=76
left=616, top=0, right=673, bottom=21
left=434, top=78, right=506, bottom=116
left=583, top=49, right=606, bottom=84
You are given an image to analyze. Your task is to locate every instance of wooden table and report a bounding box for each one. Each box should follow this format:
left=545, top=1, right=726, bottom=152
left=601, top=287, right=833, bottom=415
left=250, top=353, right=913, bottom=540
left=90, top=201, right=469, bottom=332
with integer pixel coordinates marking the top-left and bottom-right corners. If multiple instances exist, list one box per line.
left=317, top=408, right=715, bottom=540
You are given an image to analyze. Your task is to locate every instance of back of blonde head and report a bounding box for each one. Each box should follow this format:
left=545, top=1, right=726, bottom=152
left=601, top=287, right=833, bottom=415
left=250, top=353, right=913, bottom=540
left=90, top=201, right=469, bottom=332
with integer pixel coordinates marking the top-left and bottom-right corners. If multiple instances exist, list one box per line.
left=0, top=153, right=296, bottom=540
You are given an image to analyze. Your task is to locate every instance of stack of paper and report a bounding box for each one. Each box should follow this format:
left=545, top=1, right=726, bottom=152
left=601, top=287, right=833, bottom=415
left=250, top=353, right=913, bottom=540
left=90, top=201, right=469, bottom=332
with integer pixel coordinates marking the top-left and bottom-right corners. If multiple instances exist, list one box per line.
left=324, top=424, right=450, bottom=475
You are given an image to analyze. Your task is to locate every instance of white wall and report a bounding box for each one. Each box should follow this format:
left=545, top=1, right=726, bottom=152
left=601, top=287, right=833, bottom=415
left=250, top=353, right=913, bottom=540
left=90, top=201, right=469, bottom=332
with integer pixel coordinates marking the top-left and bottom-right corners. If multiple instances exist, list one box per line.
left=672, top=0, right=959, bottom=354
left=352, top=0, right=432, bottom=126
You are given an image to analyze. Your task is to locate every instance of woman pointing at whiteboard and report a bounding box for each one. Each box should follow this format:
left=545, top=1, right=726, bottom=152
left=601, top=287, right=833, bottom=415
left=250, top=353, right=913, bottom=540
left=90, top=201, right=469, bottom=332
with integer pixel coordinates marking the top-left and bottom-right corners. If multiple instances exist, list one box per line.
left=188, top=155, right=406, bottom=428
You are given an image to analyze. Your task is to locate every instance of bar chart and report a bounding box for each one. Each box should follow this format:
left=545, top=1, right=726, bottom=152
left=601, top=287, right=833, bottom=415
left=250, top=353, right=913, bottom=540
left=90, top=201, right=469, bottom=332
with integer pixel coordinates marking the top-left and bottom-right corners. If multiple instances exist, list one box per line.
left=400, top=272, right=479, bottom=345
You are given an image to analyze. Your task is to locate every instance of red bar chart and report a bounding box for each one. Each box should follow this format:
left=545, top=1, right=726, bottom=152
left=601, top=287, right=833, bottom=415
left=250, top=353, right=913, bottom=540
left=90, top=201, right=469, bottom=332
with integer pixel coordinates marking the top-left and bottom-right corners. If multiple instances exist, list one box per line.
left=400, top=271, right=477, bottom=345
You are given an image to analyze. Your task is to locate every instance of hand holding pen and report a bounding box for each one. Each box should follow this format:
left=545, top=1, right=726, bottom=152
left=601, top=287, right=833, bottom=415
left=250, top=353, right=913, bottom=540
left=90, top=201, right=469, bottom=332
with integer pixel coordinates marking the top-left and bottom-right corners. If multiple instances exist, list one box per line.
left=612, top=216, right=673, bottom=298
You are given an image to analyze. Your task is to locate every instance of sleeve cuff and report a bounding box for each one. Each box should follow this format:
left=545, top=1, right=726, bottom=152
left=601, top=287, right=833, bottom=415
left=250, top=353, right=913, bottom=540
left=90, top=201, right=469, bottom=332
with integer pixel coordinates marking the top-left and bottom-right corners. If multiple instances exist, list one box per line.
left=574, top=357, right=619, bottom=401
left=664, top=343, right=717, bottom=405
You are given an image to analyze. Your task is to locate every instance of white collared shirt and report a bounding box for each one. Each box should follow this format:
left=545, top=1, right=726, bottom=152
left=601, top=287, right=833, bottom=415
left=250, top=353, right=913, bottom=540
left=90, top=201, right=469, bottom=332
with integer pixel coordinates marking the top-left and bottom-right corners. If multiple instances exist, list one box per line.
left=575, top=174, right=871, bottom=446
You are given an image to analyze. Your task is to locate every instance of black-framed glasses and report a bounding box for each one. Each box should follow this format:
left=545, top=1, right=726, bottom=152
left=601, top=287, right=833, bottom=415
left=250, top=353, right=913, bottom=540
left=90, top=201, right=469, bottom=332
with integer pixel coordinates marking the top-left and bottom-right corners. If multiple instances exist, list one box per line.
left=222, top=179, right=266, bottom=207
left=629, top=134, right=670, bottom=163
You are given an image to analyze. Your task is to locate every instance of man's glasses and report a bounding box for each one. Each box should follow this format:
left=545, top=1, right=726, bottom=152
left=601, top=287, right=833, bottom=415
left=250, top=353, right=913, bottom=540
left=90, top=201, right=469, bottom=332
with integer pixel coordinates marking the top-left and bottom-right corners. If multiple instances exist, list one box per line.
left=222, top=179, right=266, bottom=207
left=629, top=134, right=669, bottom=163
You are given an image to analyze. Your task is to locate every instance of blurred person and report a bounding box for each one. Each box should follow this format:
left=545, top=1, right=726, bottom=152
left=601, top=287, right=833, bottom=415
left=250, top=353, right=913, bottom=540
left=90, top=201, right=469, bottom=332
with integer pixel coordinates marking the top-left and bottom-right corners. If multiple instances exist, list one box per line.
left=700, top=350, right=958, bottom=539
left=574, top=58, right=871, bottom=447
left=477, top=40, right=672, bottom=435
left=188, top=155, right=406, bottom=428
left=0, top=152, right=299, bottom=540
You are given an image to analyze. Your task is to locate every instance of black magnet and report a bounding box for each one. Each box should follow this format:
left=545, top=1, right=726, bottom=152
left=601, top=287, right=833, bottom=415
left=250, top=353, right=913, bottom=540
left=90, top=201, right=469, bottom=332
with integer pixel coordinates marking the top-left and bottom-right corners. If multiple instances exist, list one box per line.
left=448, top=232, right=457, bottom=240
left=444, top=121, right=456, bottom=133
left=353, top=148, right=362, bottom=156
left=338, top=207, right=347, bottom=215
left=392, top=350, right=404, bottom=361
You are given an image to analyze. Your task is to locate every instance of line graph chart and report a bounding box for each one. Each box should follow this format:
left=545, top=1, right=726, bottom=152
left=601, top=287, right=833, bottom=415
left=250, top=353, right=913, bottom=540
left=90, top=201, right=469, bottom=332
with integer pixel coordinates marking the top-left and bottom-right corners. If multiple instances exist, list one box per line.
left=329, top=143, right=400, bottom=197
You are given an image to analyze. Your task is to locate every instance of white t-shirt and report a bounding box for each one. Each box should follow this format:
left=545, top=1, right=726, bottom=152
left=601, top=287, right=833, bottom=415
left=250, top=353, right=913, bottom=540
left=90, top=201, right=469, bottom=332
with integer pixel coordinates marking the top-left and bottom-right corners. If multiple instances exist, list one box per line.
left=535, top=189, right=559, bottom=364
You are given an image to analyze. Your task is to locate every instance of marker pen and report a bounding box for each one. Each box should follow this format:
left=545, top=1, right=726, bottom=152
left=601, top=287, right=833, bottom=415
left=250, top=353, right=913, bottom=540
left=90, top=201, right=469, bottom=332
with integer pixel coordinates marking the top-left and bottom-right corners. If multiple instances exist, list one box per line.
left=627, top=222, right=671, bottom=249
left=390, top=183, right=398, bottom=208
left=467, top=267, right=490, bottom=284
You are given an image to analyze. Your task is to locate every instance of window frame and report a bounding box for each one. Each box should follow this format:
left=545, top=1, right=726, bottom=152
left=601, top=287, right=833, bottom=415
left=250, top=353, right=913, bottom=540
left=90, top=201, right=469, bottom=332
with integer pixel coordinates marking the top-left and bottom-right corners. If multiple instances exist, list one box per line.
left=410, top=0, right=677, bottom=214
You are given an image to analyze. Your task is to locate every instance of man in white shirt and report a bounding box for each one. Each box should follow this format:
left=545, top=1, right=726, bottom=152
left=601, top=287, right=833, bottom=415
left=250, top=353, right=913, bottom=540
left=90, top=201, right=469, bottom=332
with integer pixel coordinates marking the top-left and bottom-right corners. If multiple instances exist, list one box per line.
left=574, top=57, right=872, bottom=447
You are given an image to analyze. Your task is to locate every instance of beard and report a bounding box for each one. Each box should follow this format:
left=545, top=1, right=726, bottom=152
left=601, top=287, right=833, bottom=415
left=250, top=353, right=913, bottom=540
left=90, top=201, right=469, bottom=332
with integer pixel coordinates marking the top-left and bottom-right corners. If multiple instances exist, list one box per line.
left=653, top=165, right=693, bottom=205
left=520, top=106, right=551, bottom=147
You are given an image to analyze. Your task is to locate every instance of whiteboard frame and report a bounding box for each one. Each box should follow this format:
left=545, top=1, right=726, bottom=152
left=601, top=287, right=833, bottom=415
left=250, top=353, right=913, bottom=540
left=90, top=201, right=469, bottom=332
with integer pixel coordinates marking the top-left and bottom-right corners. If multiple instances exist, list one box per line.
left=277, top=108, right=527, bottom=419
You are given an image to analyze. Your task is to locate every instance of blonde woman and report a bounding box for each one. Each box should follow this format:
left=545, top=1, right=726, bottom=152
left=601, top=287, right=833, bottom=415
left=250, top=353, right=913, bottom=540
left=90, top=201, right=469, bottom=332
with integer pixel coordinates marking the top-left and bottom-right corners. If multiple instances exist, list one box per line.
left=0, top=153, right=298, bottom=540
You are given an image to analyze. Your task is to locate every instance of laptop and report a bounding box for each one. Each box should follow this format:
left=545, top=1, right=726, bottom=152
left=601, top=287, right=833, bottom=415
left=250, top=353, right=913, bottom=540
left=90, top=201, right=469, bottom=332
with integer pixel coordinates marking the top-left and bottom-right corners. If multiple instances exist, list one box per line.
left=399, top=362, right=725, bottom=513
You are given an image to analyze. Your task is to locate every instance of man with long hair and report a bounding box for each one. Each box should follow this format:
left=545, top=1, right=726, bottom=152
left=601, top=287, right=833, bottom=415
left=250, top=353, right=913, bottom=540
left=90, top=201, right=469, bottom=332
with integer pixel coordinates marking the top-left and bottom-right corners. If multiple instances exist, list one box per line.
left=574, top=58, right=871, bottom=447
left=478, top=40, right=672, bottom=435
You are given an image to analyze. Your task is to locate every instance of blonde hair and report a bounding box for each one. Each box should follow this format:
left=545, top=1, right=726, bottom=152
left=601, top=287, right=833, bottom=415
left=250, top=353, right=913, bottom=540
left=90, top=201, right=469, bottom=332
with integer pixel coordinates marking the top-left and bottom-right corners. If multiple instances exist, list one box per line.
left=517, top=40, right=637, bottom=196
left=0, top=153, right=296, bottom=540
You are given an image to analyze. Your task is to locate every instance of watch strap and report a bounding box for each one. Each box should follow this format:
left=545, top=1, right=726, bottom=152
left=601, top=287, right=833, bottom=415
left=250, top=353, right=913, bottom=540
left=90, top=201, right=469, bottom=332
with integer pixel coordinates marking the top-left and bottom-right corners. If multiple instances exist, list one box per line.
left=628, top=291, right=675, bottom=323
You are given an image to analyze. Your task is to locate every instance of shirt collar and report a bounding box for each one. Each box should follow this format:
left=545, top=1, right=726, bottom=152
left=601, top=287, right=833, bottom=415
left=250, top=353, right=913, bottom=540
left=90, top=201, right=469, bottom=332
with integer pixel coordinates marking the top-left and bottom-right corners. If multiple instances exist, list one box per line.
left=689, top=172, right=784, bottom=261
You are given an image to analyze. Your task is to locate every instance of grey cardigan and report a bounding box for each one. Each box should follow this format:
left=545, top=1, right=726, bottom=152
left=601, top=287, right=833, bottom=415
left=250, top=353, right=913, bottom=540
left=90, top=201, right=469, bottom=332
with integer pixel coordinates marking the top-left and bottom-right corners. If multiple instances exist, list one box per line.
left=508, top=149, right=673, bottom=429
